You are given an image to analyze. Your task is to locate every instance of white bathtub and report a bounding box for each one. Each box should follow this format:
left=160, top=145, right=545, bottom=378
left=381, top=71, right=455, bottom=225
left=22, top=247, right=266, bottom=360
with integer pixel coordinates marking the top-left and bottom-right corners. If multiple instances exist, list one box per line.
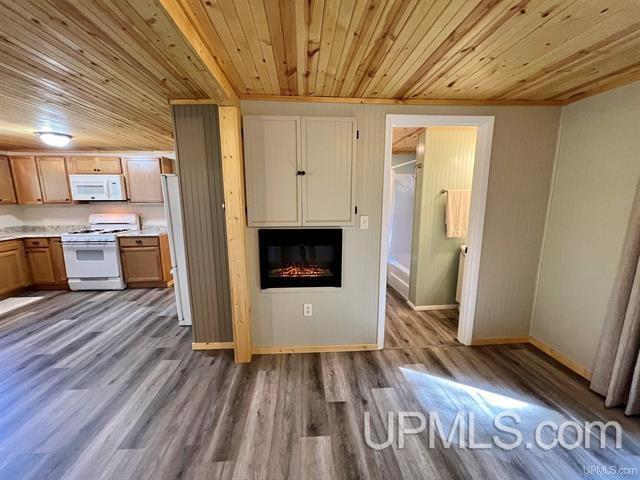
left=387, top=254, right=410, bottom=298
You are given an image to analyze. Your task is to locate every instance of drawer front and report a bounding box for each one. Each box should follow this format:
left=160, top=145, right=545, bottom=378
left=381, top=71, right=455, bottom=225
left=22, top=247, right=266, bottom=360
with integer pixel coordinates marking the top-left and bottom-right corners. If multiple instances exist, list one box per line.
left=0, top=240, right=21, bottom=253
left=119, top=236, right=159, bottom=247
left=24, top=238, right=49, bottom=248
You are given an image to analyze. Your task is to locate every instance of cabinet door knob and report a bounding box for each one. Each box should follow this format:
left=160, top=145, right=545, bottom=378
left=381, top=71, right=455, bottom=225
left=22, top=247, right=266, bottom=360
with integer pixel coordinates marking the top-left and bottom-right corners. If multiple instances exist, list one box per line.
left=296, top=170, right=306, bottom=176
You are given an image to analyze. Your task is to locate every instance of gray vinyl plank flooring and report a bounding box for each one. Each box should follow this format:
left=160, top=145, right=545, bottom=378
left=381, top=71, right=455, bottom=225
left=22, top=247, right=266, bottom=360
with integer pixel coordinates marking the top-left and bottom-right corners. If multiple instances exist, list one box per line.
left=0, top=289, right=638, bottom=479
left=384, top=287, right=459, bottom=349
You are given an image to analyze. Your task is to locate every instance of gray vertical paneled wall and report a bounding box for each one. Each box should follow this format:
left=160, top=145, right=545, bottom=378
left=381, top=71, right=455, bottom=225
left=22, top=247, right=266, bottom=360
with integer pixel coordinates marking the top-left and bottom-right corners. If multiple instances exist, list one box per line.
left=171, top=105, right=233, bottom=343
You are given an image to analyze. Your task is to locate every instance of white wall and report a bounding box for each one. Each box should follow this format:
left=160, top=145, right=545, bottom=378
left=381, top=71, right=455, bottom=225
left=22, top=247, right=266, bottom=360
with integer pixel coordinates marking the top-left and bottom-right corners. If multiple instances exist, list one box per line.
left=389, top=171, right=414, bottom=267
left=0, top=203, right=166, bottom=228
left=0, top=205, right=22, bottom=227
left=532, top=82, right=640, bottom=371
left=241, top=100, right=560, bottom=347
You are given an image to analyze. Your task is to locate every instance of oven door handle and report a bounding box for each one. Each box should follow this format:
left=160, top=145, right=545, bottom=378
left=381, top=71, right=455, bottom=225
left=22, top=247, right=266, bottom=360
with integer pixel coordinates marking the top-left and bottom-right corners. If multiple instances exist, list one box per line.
left=62, top=242, right=117, bottom=247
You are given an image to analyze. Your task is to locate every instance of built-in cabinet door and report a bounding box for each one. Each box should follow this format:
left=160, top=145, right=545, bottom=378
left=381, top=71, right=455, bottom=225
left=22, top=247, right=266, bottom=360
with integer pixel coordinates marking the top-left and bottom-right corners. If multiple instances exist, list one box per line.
left=0, top=250, right=23, bottom=296
left=243, top=116, right=301, bottom=226
left=301, top=117, right=356, bottom=226
left=70, top=156, right=122, bottom=174
left=121, top=247, right=163, bottom=282
left=0, top=156, right=17, bottom=204
left=36, top=157, right=71, bottom=204
left=70, top=157, right=98, bottom=173
left=0, top=242, right=30, bottom=295
left=49, top=239, right=68, bottom=283
left=9, top=156, right=43, bottom=205
left=96, top=157, right=122, bottom=174
left=26, top=248, right=56, bottom=284
left=123, top=158, right=163, bottom=203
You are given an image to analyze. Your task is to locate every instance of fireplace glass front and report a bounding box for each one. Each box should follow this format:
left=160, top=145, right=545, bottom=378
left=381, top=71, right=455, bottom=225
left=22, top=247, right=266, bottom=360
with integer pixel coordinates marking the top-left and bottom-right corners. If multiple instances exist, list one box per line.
left=259, top=229, right=342, bottom=289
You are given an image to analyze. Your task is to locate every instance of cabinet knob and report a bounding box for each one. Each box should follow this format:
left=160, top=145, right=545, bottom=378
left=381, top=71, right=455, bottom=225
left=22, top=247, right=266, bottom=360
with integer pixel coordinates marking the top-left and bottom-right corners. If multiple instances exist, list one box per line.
left=136, top=240, right=143, bottom=244
left=37, top=198, right=42, bottom=202
left=33, top=241, right=39, bottom=245
left=296, top=170, right=306, bottom=176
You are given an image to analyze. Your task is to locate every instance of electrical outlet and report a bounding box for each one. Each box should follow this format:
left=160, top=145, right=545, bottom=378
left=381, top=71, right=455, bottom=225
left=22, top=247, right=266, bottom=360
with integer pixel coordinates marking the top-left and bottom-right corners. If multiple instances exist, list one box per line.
left=303, top=304, right=312, bottom=317
left=360, top=215, right=369, bottom=230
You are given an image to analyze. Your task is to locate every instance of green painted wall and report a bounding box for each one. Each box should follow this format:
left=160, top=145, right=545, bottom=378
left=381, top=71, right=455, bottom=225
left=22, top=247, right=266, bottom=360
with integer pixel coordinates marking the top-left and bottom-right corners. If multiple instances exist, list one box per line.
left=409, top=127, right=477, bottom=307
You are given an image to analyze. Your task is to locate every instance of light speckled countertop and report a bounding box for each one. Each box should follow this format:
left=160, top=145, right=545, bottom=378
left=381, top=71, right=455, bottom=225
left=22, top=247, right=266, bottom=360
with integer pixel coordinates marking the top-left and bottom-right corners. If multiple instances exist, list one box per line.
left=117, top=226, right=168, bottom=237
left=0, top=225, right=167, bottom=241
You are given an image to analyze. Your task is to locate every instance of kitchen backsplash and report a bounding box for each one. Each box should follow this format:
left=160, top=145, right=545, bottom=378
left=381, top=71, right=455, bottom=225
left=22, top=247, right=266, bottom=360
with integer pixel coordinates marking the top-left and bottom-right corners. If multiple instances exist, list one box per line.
left=0, top=203, right=166, bottom=228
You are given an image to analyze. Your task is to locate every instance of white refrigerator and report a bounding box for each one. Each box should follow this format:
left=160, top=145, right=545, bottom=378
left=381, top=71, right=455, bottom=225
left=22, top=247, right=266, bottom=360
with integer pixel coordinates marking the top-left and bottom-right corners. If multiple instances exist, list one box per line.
left=161, top=174, right=193, bottom=326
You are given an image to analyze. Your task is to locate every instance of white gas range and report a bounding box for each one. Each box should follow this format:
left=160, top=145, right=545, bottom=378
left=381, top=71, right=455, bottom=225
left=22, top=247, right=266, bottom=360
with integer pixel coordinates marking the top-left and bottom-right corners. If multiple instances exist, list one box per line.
left=62, top=214, right=140, bottom=291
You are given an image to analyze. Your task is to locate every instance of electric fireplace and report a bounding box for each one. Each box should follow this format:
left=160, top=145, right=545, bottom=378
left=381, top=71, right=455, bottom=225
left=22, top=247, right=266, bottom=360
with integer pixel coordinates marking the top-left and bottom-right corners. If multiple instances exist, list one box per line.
left=259, top=229, right=342, bottom=289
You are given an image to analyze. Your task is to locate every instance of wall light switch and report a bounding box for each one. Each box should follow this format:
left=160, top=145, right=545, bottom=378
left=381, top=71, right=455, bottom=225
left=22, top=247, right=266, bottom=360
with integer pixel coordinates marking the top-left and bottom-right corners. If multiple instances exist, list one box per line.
left=303, top=304, right=313, bottom=317
left=360, top=215, right=369, bottom=230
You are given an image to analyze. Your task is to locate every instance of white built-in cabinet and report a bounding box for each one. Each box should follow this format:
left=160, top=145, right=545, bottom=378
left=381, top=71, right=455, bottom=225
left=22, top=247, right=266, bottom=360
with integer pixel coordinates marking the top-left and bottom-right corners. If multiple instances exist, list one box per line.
left=243, top=115, right=356, bottom=227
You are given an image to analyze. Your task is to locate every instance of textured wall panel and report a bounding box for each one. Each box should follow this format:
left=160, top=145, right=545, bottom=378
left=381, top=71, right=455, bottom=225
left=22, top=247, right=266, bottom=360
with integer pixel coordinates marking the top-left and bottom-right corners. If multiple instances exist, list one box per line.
left=172, top=105, right=233, bottom=342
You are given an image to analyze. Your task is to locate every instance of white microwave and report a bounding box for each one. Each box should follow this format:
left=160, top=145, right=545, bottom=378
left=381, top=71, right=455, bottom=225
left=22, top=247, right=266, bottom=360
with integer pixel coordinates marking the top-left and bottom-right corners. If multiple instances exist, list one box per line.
left=69, top=175, right=127, bottom=201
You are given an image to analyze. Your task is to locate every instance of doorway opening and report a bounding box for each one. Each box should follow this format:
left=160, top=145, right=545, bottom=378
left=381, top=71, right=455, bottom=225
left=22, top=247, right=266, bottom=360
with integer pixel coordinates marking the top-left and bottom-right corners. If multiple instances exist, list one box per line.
left=378, top=115, right=495, bottom=349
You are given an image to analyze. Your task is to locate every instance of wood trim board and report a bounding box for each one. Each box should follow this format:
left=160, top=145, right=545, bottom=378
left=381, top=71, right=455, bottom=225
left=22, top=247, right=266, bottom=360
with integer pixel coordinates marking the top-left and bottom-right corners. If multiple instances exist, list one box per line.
left=253, top=344, right=378, bottom=355
left=158, top=0, right=238, bottom=105
left=218, top=106, right=252, bottom=363
left=239, top=94, right=567, bottom=106
left=528, top=336, right=592, bottom=381
left=192, top=342, right=235, bottom=351
left=471, top=336, right=592, bottom=380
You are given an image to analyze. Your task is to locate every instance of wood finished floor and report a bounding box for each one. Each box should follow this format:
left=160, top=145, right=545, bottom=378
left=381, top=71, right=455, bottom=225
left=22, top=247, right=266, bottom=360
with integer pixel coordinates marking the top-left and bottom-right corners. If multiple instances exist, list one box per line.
left=0, top=289, right=639, bottom=479
left=384, top=287, right=459, bottom=349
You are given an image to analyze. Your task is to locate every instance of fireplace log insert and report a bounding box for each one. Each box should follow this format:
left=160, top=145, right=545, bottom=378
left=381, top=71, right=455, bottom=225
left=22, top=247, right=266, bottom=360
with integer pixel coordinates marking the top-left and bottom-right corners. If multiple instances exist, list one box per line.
left=259, top=229, right=342, bottom=289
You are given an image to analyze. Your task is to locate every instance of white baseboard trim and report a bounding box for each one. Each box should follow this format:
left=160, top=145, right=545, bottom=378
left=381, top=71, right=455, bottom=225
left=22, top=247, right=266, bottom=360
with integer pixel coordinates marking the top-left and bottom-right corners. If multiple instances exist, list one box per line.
left=387, top=272, right=409, bottom=298
left=407, top=300, right=459, bottom=311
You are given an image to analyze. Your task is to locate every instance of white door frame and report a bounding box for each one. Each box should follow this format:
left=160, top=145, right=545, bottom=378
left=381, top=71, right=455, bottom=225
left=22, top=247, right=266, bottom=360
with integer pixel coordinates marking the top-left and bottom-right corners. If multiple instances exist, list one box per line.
left=377, top=114, right=495, bottom=348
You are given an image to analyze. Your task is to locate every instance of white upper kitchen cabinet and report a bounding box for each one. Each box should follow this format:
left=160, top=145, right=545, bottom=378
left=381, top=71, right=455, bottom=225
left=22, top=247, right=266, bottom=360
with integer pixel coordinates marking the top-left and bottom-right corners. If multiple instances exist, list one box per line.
left=243, top=115, right=356, bottom=227
left=243, top=116, right=301, bottom=226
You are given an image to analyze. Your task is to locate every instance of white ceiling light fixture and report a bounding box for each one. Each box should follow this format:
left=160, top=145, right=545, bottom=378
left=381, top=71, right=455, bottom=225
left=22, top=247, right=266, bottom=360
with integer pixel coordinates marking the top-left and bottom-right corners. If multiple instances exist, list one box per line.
left=36, top=131, right=72, bottom=147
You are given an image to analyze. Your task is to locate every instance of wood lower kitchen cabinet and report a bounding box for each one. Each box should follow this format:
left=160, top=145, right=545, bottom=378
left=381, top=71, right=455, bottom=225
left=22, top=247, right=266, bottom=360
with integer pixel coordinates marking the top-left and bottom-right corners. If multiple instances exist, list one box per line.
left=0, top=156, right=17, bottom=204
left=24, top=238, right=68, bottom=288
left=0, top=240, right=31, bottom=298
left=119, top=235, right=173, bottom=288
left=49, top=238, right=68, bottom=283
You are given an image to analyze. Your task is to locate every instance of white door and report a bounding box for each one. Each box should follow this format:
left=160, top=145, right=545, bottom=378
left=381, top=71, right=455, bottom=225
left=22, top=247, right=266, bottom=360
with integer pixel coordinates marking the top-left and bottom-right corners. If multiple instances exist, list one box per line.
left=161, top=174, right=193, bottom=326
left=243, top=116, right=301, bottom=226
left=301, top=117, right=356, bottom=226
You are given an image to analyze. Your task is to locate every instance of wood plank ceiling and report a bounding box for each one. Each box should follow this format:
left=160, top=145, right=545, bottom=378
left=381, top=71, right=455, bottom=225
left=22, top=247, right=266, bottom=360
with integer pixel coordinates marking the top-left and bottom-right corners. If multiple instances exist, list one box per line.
left=0, top=0, right=639, bottom=150
left=392, top=128, right=423, bottom=154
left=175, top=0, right=640, bottom=102
left=0, top=0, right=232, bottom=151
